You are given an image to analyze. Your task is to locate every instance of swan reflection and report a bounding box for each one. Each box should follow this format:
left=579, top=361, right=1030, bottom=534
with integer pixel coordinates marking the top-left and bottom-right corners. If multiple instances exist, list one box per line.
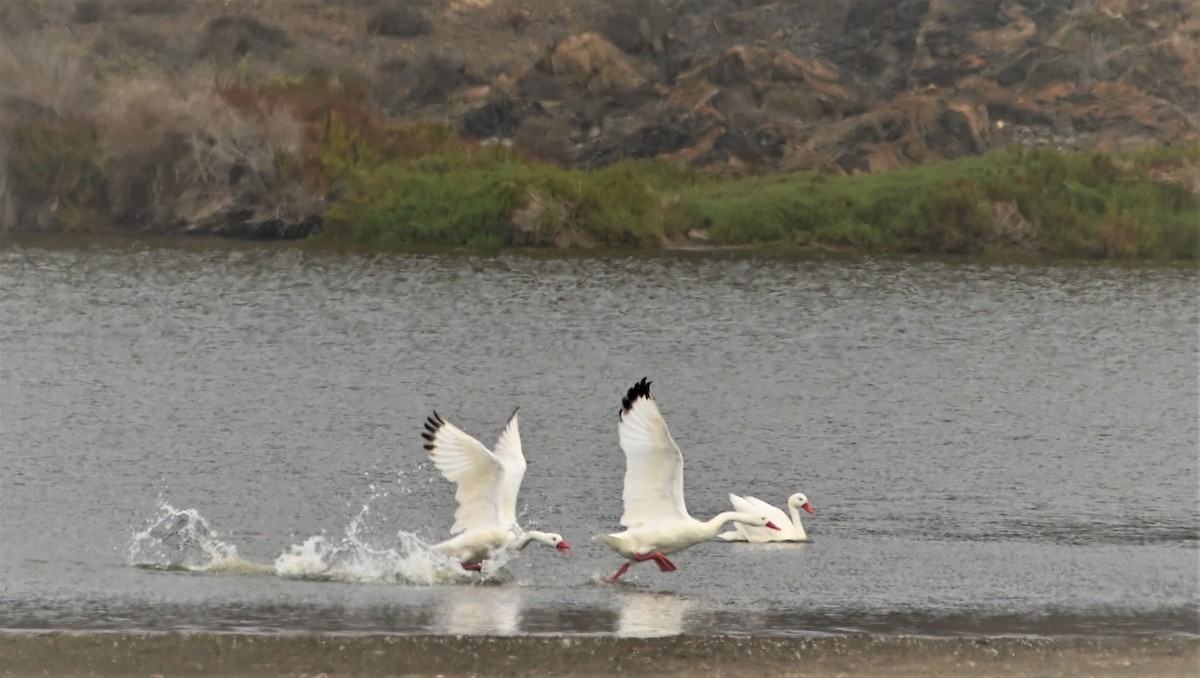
left=617, top=592, right=693, bottom=637
left=431, top=586, right=523, bottom=635
left=741, top=541, right=812, bottom=552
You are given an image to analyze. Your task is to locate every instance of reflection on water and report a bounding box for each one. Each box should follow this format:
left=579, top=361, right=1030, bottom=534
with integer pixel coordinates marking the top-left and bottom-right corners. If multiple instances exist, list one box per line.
left=413, top=587, right=695, bottom=637
left=617, top=592, right=693, bottom=637
left=722, top=542, right=813, bottom=553
left=432, top=587, right=524, bottom=635
left=6, top=586, right=1195, bottom=637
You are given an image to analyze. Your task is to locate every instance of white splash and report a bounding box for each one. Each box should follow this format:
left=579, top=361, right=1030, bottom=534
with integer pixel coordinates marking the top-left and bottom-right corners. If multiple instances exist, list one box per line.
left=129, top=498, right=508, bottom=585
left=274, top=503, right=478, bottom=585
left=274, top=502, right=512, bottom=585
left=127, top=500, right=255, bottom=573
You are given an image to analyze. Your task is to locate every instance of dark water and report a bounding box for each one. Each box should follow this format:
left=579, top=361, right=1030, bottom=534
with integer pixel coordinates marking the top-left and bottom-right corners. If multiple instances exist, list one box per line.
left=1, top=238, right=1197, bottom=637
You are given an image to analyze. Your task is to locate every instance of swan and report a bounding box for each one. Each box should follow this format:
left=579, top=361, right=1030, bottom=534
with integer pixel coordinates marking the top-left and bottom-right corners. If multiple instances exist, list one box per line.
left=717, top=493, right=813, bottom=542
left=594, top=378, right=780, bottom=582
left=421, top=409, right=570, bottom=571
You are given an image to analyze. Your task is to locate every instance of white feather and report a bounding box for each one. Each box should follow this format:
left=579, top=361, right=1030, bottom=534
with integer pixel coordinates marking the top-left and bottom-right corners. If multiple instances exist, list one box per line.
left=426, top=421, right=504, bottom=533
left=595, top=379, right=783, bottom=582
left=718, top=492, right=812, bottom=543
left=492, top=410, right=526, bottom=526
left=423, top=409, right=569, bottom=568
left=617, top=391, right=690, bottom=528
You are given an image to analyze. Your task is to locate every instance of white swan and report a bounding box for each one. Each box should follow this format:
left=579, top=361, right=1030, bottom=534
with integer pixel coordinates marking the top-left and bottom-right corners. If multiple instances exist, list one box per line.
left=594, top=378, right=780, bottom=582
left=422, top=409, right=570, bottom=571
left=717, top=493, right=813, bottom=542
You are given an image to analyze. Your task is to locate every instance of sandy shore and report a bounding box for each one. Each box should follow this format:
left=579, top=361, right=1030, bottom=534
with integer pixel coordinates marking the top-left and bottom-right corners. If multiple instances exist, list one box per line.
left=0, top=633, right=1196, bottom=677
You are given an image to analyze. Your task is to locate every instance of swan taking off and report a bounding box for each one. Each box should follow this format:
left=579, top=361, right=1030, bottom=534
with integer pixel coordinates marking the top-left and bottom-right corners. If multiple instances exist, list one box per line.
left=421, top=408, right=570, bottom=571
left=594, top=378, right=780, bottom=582
left=717, top=493, right=814, bottom=542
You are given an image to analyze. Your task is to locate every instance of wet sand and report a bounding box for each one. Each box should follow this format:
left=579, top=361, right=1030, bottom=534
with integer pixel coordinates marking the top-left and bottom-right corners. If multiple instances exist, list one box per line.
left=0, top=634, right=1196, bottom=677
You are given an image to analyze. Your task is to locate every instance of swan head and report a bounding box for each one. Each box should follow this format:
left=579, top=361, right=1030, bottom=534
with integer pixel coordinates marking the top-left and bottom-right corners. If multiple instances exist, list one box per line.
left=518, top=529, right=571, bottom=553
left=545, top=532, right=572, bottom=553
left=788, top=493, right=814, bottom=514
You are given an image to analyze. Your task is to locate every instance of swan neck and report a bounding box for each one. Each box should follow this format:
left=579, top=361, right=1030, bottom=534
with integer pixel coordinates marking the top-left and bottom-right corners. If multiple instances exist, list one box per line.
left=704, top=511, right=759, bottom=536
left=517, top=530, right=550, bottom=550
left=789, top=504, right=807, bottom=539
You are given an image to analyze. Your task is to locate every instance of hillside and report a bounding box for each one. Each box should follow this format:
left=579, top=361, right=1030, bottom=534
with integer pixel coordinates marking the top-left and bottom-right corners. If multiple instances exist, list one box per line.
left=0, top=0, right=1197, bottom=251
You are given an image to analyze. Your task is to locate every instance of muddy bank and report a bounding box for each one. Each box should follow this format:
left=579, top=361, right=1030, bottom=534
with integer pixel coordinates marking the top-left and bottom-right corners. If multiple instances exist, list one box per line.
left=0, top=633, right=1196, bottom=677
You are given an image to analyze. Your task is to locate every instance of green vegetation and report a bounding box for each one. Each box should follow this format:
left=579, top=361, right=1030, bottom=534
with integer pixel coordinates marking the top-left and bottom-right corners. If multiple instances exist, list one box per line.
left=4, top=72, right=1197, bottom=258
left=320, top=151, right=690, bottom=249
left=7, top=120, right=109, bottom=232
left=670, top=143, right=1199, bottom=258
left=317, top=135, right=1198, bottom=259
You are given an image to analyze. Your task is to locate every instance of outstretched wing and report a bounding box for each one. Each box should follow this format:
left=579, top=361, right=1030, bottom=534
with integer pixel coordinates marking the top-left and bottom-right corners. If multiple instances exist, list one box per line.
left=422, top=412, right=505, bottom=533
left=492, top=408, right=527, bottom=526
left=617, top=378, right=690, bottom=527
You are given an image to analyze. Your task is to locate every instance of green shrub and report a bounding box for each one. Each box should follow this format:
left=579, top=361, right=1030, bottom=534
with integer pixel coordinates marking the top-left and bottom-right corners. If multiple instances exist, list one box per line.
left=203, top=79, right=1200, bottom=258
left=319, top=150, right=685, bottom=247
left=321, top=161, right=518, bottom=247
left=666, top=143, right=1198, bottom=259
left=6, top=120, right=109, bottom=231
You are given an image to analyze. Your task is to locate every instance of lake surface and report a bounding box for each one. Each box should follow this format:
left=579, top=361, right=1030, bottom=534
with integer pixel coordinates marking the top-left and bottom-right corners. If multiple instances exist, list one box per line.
left=1, top=238, right=1197, bottom=637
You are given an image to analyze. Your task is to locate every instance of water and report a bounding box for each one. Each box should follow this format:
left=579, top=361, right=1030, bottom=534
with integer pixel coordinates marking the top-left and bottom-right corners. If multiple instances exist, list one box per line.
left=1, top=238, right=1197, bottom=637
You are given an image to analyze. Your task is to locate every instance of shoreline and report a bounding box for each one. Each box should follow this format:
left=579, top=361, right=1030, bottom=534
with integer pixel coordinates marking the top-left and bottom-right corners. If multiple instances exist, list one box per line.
left=5, top=231, right=1200, bottom=270
left=1, top=633, right=1196, bottom=677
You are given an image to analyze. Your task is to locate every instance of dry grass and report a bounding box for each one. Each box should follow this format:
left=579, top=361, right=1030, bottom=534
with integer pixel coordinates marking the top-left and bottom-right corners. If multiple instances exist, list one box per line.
left=0, top=40, right=98, bottom=123
left=100, top=75, right=304, bottom=231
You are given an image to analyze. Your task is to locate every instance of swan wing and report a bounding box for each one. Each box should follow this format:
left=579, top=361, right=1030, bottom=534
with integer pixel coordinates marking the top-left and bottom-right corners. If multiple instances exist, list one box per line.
left=492, top=408, right=527, bottom=526
left=729, top=494, right=791, bottom=528
left=617, top=378, right=690, bottom=527
left=729, top=494, right=791, bottom=541
left=422, top=412, right=505, bottom=533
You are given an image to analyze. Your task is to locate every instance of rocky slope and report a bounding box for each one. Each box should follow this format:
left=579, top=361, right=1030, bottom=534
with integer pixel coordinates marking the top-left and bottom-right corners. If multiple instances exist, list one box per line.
left=0, top=0, right=1196, bottom=235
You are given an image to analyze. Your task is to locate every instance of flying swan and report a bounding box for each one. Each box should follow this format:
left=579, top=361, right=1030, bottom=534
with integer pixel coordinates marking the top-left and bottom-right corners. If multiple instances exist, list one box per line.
left=594, top=378, right=780, bottom=582
left=422, top=408, right=570, bottom=571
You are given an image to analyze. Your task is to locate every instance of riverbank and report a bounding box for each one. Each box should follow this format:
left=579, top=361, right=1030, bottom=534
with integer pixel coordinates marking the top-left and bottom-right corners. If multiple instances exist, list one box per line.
left=1, top=1, right=1197, bottom=259
left=6, top=105, right=1198, bottom=259
left=0, top=633, right=1195, bottom=677
left=315, top=139, right=1200, bottom=258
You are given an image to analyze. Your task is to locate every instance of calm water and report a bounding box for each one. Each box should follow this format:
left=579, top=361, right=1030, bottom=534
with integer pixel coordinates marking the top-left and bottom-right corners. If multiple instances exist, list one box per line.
left=1, top=238, right=1197, bottom=637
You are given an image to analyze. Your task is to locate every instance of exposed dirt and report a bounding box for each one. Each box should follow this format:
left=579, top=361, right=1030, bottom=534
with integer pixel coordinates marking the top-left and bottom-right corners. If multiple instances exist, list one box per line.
left=1, top=0, right=1196, bottom=238
left=0, top=633, right=1196, bottom=678
left=3, top=0, right=1196, bottom=176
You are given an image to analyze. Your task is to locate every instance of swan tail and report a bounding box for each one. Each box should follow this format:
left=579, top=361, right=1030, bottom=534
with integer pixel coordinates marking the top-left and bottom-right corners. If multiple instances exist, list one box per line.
left=592, top=534, right=622, bottom=548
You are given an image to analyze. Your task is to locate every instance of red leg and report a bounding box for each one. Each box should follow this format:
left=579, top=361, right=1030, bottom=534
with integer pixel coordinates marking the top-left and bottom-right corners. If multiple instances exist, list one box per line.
left=634, top=551, right=677, bottom=573
left=461, top=561, right=483, bottom=571
left=603, top=562, right=631, bottom=583
left=654, top=553, right=678, bottom=572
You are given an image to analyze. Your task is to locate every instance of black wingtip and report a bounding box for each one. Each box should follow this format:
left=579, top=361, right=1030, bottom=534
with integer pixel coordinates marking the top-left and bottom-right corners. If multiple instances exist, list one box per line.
left=422, top=411, right=446, bottom=451
left=619, top=377, right=652, bottom=418
left=508, top=406, right=519, bottom=424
